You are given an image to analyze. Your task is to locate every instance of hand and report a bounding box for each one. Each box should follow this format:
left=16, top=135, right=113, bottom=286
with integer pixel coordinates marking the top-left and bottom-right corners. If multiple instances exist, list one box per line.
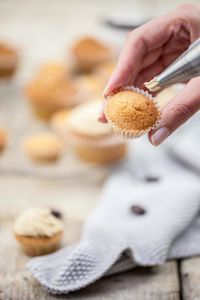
left=99, top=4, right=200, bottom=145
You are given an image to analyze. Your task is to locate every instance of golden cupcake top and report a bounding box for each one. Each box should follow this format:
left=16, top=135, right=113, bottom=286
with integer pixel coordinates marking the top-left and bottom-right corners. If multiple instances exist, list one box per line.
left=67, top=100, right=113, bottom=137
left=26, top=67, right=75, bottom=97
left=14, top=208, right=64, bottom=238
left=72, top=37, right=112, bottom=70
left=37, top=63, right=69, bottom=79
left=105, top=89, right=159, bottom=132
left=0, top=42, right=18, bottom=77
left=25, top=74, right=80, bottom=109
left=23, top=133, right=63, bottom=162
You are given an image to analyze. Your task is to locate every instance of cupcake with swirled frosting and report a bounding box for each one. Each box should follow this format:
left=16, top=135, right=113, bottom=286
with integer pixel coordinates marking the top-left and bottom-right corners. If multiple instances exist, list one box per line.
left=14, top=208, right=64, bottom=256
left=67, top=100, right=127, bottom=164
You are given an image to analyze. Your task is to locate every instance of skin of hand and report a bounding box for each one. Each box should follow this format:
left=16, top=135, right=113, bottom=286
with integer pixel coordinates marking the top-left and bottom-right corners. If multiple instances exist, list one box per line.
left=99, top=3, right=200, bottom=146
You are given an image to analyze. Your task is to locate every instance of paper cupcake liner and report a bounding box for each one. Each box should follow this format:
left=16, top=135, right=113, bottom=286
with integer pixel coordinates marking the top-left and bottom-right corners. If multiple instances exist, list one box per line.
left=68, top=132, right=127, bottom=164
left=15, top=231, right=63, bottom=256
left=104, top=86, right=161, bottom=139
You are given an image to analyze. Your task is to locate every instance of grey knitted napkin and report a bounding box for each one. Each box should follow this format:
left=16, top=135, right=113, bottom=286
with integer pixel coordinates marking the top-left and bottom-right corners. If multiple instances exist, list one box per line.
left=27, top=139, right=200, bottom=294
left=168, top=114, right=200, bottom=176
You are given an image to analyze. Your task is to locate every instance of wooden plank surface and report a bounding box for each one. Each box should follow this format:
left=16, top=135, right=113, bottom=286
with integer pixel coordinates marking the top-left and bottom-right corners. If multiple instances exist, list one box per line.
left=181, top=257, right=200, bottom=300
left=0, top=223, right=180, bottom=300
left=0, top=173, right=180, bottom=300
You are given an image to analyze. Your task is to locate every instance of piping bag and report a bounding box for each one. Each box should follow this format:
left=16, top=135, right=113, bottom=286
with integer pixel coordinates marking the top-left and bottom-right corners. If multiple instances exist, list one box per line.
left=145, top=37, right=200, bottom=92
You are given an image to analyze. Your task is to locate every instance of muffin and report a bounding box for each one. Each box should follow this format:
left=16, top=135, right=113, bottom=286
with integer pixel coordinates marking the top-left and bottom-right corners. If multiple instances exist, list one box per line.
left=0, top=42, right=18, bottom=78
left=23, top=133, right=63, bottom=163
left=25, top=63, right=82, bottom=120
left=71, top=37, right=112, bottom=72
left=105, top=86, right=160, bottom=138
left=50, top=109, right=69, bottom=142
left=155, top=84, right=185, bottom=109
left=37, top=63, right=69, bottom=79
left=14, top=207, right=64, bottom=256
left=0, top=128, right=7, bottom=152
left=67, top=100, right=127, bottom=164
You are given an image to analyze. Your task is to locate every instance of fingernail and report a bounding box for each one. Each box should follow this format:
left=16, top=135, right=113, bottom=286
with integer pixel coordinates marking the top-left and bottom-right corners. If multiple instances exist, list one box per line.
left=151, top=127, right=170, bottom=146
left=98, top=115, right=107, bottom=123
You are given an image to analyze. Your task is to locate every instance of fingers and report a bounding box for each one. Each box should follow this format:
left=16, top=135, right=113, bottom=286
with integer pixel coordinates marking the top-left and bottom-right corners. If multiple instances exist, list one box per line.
left=103, top=33, right=146, bottom=96
left=149, top=77, right=200, bottom=146
left=134, top=51, right=184, bottom=88
left=103, top=14, right=175, bottom=96
left=98, top=100, right=108, bottom=123
left=103, top=3, right=200, bottom=98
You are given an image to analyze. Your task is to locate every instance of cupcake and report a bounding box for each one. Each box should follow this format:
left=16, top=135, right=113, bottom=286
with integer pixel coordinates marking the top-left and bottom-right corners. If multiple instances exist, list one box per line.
left=155, top=84, right=185, bottom=109
left=105, top=87, right=160, bottom=138
left=0, top=42, right=18, bottom=78
left=50, top=109, right=69, bottom=143
left=37, top=63, right=69, bottom=79
left=25, top=63, right=82, bottom=120
left=14, top=207, right=64, bottom=256
left=23, top=133, right=63, bottom=163
left=71, top=37, right=112, bottom=72
left=67, top=100, right=127, bottom=164
left=0, top=128, right=7, bottom=152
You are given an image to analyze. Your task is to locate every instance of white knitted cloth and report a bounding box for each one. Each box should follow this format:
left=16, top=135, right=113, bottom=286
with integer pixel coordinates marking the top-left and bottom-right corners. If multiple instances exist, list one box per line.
left=27, top=135, right=200, bottom=294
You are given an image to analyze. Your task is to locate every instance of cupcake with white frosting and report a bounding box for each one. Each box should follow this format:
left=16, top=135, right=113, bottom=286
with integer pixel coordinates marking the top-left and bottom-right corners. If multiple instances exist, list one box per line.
left=67, top=100, right=127, bottom=164
left=14, top=208, right=64, bottom=256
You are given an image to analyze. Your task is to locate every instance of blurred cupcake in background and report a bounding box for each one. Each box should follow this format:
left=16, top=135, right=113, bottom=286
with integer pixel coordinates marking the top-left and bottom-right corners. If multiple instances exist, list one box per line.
left=75, top=62, right=116, bottom=100
left=0, top=42, right=18, bottom=79
left=71, top=37, right=113, bottom=72
left=0, top=128, right=7, bottom=153
left=14, top=207, right=64, bottom=256
left=37, top=63, right=69, bottom=79
left=23, top=132, right=64, bottom=163
left=25, top=63, right=84, bottom=120
left=67, top=100, right=127, bottom=164
left=155, top=84, right=185, bottom=109
left=50, top=109, right=69, bottom=143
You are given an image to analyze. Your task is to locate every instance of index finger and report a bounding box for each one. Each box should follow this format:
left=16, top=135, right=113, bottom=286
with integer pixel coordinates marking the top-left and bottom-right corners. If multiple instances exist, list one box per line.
left=103, top=12, right=178, bottom=96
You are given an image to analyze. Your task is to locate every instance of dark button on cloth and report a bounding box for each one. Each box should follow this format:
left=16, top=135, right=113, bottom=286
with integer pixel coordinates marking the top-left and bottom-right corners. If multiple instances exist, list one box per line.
left=51, top=209, right=62, bottom=219
left=144, top=175, right=160, bottom=183
left=131, top=205, right=146, bottom=215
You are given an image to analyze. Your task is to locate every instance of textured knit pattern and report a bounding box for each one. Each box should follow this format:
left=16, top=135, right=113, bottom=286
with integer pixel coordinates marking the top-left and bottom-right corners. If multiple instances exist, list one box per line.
left=28, top=121, right=200, bottom=294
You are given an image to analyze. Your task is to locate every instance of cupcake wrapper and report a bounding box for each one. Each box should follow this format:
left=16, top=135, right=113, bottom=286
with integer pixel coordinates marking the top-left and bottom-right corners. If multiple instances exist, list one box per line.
left=68, top=132, right=127, bottom=164
left=15, top=232, right=63, bottom=257
left=105, top=86, right=161, bottom=139
left=69, top=132, right=126, bottom=147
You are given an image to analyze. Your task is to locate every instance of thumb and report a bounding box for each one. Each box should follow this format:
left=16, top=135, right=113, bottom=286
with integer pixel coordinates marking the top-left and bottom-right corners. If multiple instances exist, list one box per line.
left=149, top=78, right=200, bottom=146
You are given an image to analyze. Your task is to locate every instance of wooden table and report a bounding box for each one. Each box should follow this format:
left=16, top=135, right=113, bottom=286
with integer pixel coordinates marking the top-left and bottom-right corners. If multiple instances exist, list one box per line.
left=0, top=173, right=200, bottom=300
